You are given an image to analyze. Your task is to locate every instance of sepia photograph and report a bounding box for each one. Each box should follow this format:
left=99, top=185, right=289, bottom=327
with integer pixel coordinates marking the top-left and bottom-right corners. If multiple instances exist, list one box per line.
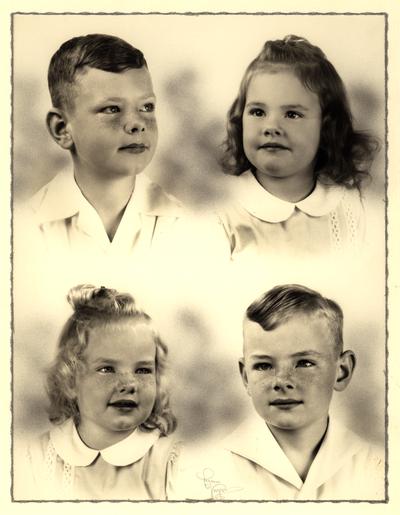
left=2, top=2, right=399, bottom=513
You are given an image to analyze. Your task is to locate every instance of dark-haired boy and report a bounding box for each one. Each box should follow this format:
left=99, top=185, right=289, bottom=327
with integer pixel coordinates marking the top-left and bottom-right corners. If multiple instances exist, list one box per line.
left=29, top=34, right=181, bottom=259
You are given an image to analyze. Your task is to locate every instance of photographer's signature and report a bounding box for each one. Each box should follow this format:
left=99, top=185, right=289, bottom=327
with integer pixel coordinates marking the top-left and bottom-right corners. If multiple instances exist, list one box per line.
left=197, top=467, right=242, bottom=500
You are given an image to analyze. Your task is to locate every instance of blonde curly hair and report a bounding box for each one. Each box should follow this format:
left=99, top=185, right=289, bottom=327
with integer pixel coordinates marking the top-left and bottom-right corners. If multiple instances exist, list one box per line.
left=46, top=284, right=176, bottom=436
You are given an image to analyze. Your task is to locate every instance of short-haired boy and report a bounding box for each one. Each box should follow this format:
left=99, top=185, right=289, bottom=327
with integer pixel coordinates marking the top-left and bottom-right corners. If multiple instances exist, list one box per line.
left=179, top=284, right=385, bottom=500
left=212, top=284, right=384, bottom=500
left=28, top=34, right=181, bottom=259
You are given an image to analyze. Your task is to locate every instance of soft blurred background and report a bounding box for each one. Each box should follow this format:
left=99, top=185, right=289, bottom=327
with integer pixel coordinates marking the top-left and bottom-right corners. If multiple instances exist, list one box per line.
left=13, top=14, right=386, bottom=450
left=13, top=13, right=385, bottom=205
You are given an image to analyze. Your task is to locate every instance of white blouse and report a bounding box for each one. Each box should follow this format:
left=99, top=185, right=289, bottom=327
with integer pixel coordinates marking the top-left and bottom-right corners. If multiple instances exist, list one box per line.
left=218, top=170, right=365, bottom=259
left=15, top=419, right=180, bottom=500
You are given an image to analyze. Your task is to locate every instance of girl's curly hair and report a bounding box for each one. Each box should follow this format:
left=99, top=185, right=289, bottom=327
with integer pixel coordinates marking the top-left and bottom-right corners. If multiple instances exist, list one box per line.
left=46, top=284, right=176, bottom=437
left=221, top=35, right=379, bottom=189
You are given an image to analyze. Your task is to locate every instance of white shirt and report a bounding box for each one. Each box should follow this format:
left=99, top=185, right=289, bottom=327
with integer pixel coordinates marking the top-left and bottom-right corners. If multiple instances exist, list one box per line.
left=15, top=419, right=180, bottom=500
left=180, top=413, right=384, bottom=501
left=29, top=170, right=183, bottom=260
left=219, top=170, right=365, bottom=259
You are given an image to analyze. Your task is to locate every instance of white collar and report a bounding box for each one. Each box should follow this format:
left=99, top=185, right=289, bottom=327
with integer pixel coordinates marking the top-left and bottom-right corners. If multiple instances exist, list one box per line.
left=223, top=411, right=364, bottom=491
left=30, top=169, right=181, bottom=225
left=233, top=170, right=346, bottom=222
left=50, top=418, right=161, bottom=467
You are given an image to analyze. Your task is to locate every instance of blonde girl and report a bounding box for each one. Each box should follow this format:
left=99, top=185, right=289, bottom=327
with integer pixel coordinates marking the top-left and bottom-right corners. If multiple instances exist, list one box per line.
left=20, top=285, right=178, bottom=500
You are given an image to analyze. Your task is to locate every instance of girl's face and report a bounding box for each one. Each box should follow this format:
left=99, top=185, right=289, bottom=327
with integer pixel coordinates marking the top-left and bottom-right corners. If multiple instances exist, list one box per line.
left=73, top=321, right=157, bottom=450
left=242, top=68, right=321, bottom=187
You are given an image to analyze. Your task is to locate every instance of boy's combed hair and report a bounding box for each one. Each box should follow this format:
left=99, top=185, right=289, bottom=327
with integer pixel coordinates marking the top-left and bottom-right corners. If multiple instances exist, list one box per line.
left=46, top=284, right=176, bottom=437
left=246, top=284, right=344, bottom=355
left=48, top=33, right=147, bottom=111
left=222, top=35, right=379, bottom=189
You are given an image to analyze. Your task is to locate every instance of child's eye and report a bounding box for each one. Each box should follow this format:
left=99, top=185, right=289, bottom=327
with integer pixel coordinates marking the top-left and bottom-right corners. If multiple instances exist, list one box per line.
left=296, top=359, right=315, bottom=368
left=97, top=365, right=115, bottom=373
left=136, top=367, right=153, bottom=374
left=248, top=107, right=265, bottom=117
left=253, top=362, right=272, bottom=371
left=286, top=111, right=303, bottom=119
left=140, top=103, right=155, bottom=113
left=101, top=105, right=120, bottom=114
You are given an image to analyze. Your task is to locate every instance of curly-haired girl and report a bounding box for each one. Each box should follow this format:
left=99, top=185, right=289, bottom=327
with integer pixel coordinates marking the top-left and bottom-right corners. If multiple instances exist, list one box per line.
left=220, top=35, right=379, bottom=257
left=23, top=284, right=178, bottom=500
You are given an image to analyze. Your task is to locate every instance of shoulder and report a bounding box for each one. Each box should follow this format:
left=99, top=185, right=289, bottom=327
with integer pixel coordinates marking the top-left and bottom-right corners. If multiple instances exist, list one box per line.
left=317, top=180, right=363, bottom=211
left=136, top=174, right=183, bottom=217
left=330, top=419, right=384, bottom=468
left=29, top=172, right=67, bottom=213
left=148, top=433, right=182, bottom=464
left=26, top=429, right=53, bottom=458
left=13, top=431, right=51, bottom=500
left=352, top=438, right=385, bottom=468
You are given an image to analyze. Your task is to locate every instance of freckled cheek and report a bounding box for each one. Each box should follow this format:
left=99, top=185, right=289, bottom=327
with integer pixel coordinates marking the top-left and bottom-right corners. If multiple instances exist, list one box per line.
left=144, top=116, right=157, bottom=135
left=136, top=375, right=156, bottom=387
left=250, top=371, right=321, bottom=392
left=98, top=117, right=123, bottom=131
left=248, top=375, right=271, bottom=393
left=138, top=376, right=157, bottom=403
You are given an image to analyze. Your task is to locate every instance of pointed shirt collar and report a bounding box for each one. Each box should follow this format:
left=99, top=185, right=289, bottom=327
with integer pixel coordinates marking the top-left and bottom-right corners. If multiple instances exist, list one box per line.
left=223, top=412, right=364, bottom=492
left=30, top=169, right=181, bottom=225
left=233, top=170, right=345, bottom=222
left=50, top=418, right=160, bottom=467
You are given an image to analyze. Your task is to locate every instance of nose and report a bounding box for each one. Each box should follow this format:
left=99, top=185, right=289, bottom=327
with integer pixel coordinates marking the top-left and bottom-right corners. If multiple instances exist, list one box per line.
left=272, top=368, right=295, bottom=391
left=264, top=127, right=282, bottom=137
left=117, top=374, right=137, bottom=394
left=124, top=114, right=145, bottom=134
left=262, top=114, right=283, bottom=137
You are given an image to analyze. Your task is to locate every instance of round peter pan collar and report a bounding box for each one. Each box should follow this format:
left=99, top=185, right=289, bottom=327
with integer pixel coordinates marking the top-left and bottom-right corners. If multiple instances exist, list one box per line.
left=233, top=170, right=346, bottom=222
left=50, top=418, right=160, bottom=467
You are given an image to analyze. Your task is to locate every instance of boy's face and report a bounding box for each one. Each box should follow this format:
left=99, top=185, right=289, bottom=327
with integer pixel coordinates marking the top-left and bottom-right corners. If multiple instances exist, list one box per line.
left=73, top=321, right=157, bottom=449
left=242, top=68, right=321, bottom=184
left=240, top=314, right=344, bottom=433
left=63, top=67, right=157, bottom=179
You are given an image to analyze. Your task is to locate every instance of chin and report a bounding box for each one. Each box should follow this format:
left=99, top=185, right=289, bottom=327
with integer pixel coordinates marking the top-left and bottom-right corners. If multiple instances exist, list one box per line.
left=267, top=417, right=303, bottom=431
left=113, top=419, right=138, bottom=431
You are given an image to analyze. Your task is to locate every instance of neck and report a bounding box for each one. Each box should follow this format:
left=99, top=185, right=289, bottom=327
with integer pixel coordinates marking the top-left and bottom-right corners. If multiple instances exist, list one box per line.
left=77, top=422, right=136, bottom=451
left=73, top=165, right=137, bottom=241
left=254, top=169, right=315, bottom=203
left=267, top=416, right=329, bottom=481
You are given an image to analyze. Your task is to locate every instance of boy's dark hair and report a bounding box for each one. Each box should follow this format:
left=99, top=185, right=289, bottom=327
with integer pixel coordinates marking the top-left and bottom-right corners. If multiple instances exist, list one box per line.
left=222, top=35, right=379, bottom=189
left=246, top=284, right=344, bottom=355
left=48, top=33, right=147, bottom=111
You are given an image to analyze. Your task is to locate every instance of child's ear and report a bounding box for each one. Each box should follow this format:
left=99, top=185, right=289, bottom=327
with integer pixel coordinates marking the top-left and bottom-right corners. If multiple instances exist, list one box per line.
left=239, top=358, right=251, bottom=395
left=334, top=350, right=356, bottom=392
left=46, top=109, right=74, bottom=150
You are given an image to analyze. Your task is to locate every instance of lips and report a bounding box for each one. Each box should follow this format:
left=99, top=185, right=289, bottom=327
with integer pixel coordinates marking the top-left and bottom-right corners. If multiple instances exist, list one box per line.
left=119, top=143, right=148, bottom=153
left=258, top=143, right=289, bottom=150
left=108, top=400, right=138, bottom=409
left=270, top=399, right=302, bottom=407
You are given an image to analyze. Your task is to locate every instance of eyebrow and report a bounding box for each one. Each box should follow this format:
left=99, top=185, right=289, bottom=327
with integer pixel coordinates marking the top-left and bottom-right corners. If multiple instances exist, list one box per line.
left=291, top=351, right=325, bottom=358
left=95, top=94, right=156, bottom=103
left=89, top=358, right=155, bottom=370
left=135, top=360, right=155, bottom=367
left=249, top=350, right=324, bottom=360
left=245, top=101, right=310, bottom=111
